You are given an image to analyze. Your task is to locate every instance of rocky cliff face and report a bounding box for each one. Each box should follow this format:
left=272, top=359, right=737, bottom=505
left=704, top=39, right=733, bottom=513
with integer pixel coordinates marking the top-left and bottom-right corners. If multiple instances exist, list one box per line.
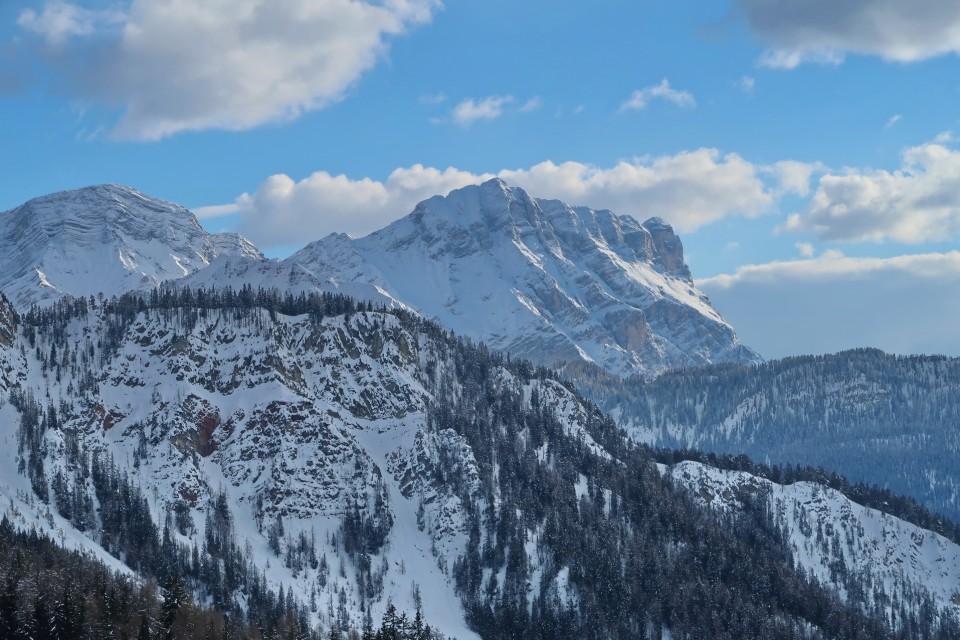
left=289, top=179, right=760, bottom=378
left=0, top=184, right=262, bottom=309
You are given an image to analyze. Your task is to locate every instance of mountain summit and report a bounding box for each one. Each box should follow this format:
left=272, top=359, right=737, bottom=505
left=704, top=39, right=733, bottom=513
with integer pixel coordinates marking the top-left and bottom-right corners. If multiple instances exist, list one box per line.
left=0, top=184, right=262, bottom=309
left=0, top=180, right=757, bottom=376
left=289, top=178, right=760, bottom=377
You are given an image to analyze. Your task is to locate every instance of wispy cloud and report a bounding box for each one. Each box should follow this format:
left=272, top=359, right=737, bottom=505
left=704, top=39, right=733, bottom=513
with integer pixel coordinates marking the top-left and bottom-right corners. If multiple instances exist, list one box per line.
left=700, top=250, right=960, bottom=357
left=451, top=95, right=515, bottom=127
left=885, top=114, right=903, bottom=129
left=620, top=79, right=695, bottom=112
left=519, top=97, right=542, bottom=112
left=419, top=92, right=447, bottom=105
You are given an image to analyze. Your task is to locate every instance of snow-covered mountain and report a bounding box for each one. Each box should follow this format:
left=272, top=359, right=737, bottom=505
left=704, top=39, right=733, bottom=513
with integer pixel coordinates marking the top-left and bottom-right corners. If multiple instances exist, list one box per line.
left=1, top=180, right=757, bottom=378
left=287, top=178, right=760, bottom=378
left=0, top=184, right=262, bottom=309
left=1, top=291, right=958, bottom=638
left=665, top=460, right=960, bottom=619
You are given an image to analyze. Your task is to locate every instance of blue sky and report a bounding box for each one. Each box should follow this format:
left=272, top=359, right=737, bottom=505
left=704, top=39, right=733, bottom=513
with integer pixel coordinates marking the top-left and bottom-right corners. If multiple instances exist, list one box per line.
left=3, top=0, right=960, bottom=358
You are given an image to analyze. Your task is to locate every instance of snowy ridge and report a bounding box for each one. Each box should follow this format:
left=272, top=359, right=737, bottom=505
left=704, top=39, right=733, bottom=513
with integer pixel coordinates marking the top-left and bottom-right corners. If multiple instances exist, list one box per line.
left=0, top=185, right=262, bottom=309
left=176, top=254, right=407, bottom=311
left=664, top=460, right=960, bottom=618
left=289, top=179, right=760, bottom=378
left=0, top=181, right=757, bottom=377
left=0, top=299, right=621, bottom=637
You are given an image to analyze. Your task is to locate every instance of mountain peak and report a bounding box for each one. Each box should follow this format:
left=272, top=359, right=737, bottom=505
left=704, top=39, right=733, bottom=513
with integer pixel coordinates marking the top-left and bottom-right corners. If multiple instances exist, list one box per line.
left=298, top=182, right=759, bottom=377
left=0, top=185, right=261, bottom=309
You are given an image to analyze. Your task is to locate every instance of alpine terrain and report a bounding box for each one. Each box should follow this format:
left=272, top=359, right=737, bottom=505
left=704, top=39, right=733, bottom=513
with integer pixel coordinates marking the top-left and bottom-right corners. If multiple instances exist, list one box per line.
left=0, top=184, right=262, bottom=310
left=0, top=183, right=958, bottom=639
left=191, top=178, right=761, bottom=379
left=575, top=349, right=960, bottom=520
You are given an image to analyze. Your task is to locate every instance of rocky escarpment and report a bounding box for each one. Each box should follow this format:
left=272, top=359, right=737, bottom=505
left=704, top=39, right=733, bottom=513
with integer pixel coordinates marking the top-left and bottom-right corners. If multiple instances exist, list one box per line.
left=290, top=178, right=760, bottom=378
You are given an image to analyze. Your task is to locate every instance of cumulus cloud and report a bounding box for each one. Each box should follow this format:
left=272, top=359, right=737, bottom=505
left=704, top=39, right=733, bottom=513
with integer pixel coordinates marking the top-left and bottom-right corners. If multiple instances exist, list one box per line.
left=699, top=251, right=960, bottom=357
left=208, top=150, right=789, bottom=247
left=620, top=79, right=695, bottom=112
left=228, top=165, right=495, bottom=246
left=450, top=96, right=515, bottom=127
left=736, top=0, right=960, bottom=68
left=784, top=142, right=960, bottom=243
left=498, top=152, right=770, bottom=232
left=16, top=0, right=439, bottom=139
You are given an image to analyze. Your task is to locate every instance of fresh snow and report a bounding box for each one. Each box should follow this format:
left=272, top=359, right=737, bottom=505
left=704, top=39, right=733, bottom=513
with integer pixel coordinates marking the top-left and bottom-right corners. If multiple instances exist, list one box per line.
left=663, top=460, right=960, bottom=619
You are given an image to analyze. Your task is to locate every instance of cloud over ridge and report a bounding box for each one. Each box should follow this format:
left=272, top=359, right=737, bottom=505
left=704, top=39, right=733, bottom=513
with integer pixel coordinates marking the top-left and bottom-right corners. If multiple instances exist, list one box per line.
left=207, top=151, right=814, bottom=248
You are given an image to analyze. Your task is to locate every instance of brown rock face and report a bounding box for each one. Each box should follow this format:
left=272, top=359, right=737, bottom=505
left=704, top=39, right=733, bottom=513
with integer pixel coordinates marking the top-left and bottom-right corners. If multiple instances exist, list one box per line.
left=180, top=395, right=222, bottom=457
left=642, top=217, right=691, bottom=280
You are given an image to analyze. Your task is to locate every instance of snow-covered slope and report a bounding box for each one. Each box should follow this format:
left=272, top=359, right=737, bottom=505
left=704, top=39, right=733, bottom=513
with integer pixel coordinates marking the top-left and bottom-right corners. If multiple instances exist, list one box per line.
left=289, top=178, right=759, bottom=378
left=1, top=293, right=958, bottom=636
left=0, top=184, right=262, bottom=309
left=0, top=298, right=499, bottom=637
left=177, top=253, right=406, bottom=310
left=664, top=460, right=960, bottom=619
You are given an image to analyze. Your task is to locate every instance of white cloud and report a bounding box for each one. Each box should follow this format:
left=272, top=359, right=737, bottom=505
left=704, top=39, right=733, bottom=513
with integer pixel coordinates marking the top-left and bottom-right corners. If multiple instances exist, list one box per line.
left=795, top=242, right=815, bottom=258
left=934, top=131, right=954, bottom=144
left=17, top=0, right=440, bottom=139
left=738, top=75, right=756, bottom=93
left=757, top=48, right=843, bottom=70
left=885, top=114, right=903, bottom=129
left=699, top=251, right=960, bottom=357
left=231, top=165, right=495, bottom=246
left=498, top=153, right=771, bottom=232
left=17, top=1, right=122, bottom=45
left=519, top=97, right=542, bottom=112
left=785, top=141, right=960, bottom=243
left=193, top=203, right=241, bottom=219
left=769, top=160, right=823, bottom=197
left=737, top=0, right=960, bottom=68
left=219, top=149, right=783, bottom=247
left=620, top=79, right=695, bottom=112
left=450, top=95, right=515, bottom=127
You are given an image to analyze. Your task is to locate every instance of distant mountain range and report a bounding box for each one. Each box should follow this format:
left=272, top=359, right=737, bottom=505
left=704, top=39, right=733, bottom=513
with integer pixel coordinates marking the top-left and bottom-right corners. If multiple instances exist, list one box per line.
left=1, top=180, right=759, bottom=378
left=575, top=348, right=960, bottom=520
